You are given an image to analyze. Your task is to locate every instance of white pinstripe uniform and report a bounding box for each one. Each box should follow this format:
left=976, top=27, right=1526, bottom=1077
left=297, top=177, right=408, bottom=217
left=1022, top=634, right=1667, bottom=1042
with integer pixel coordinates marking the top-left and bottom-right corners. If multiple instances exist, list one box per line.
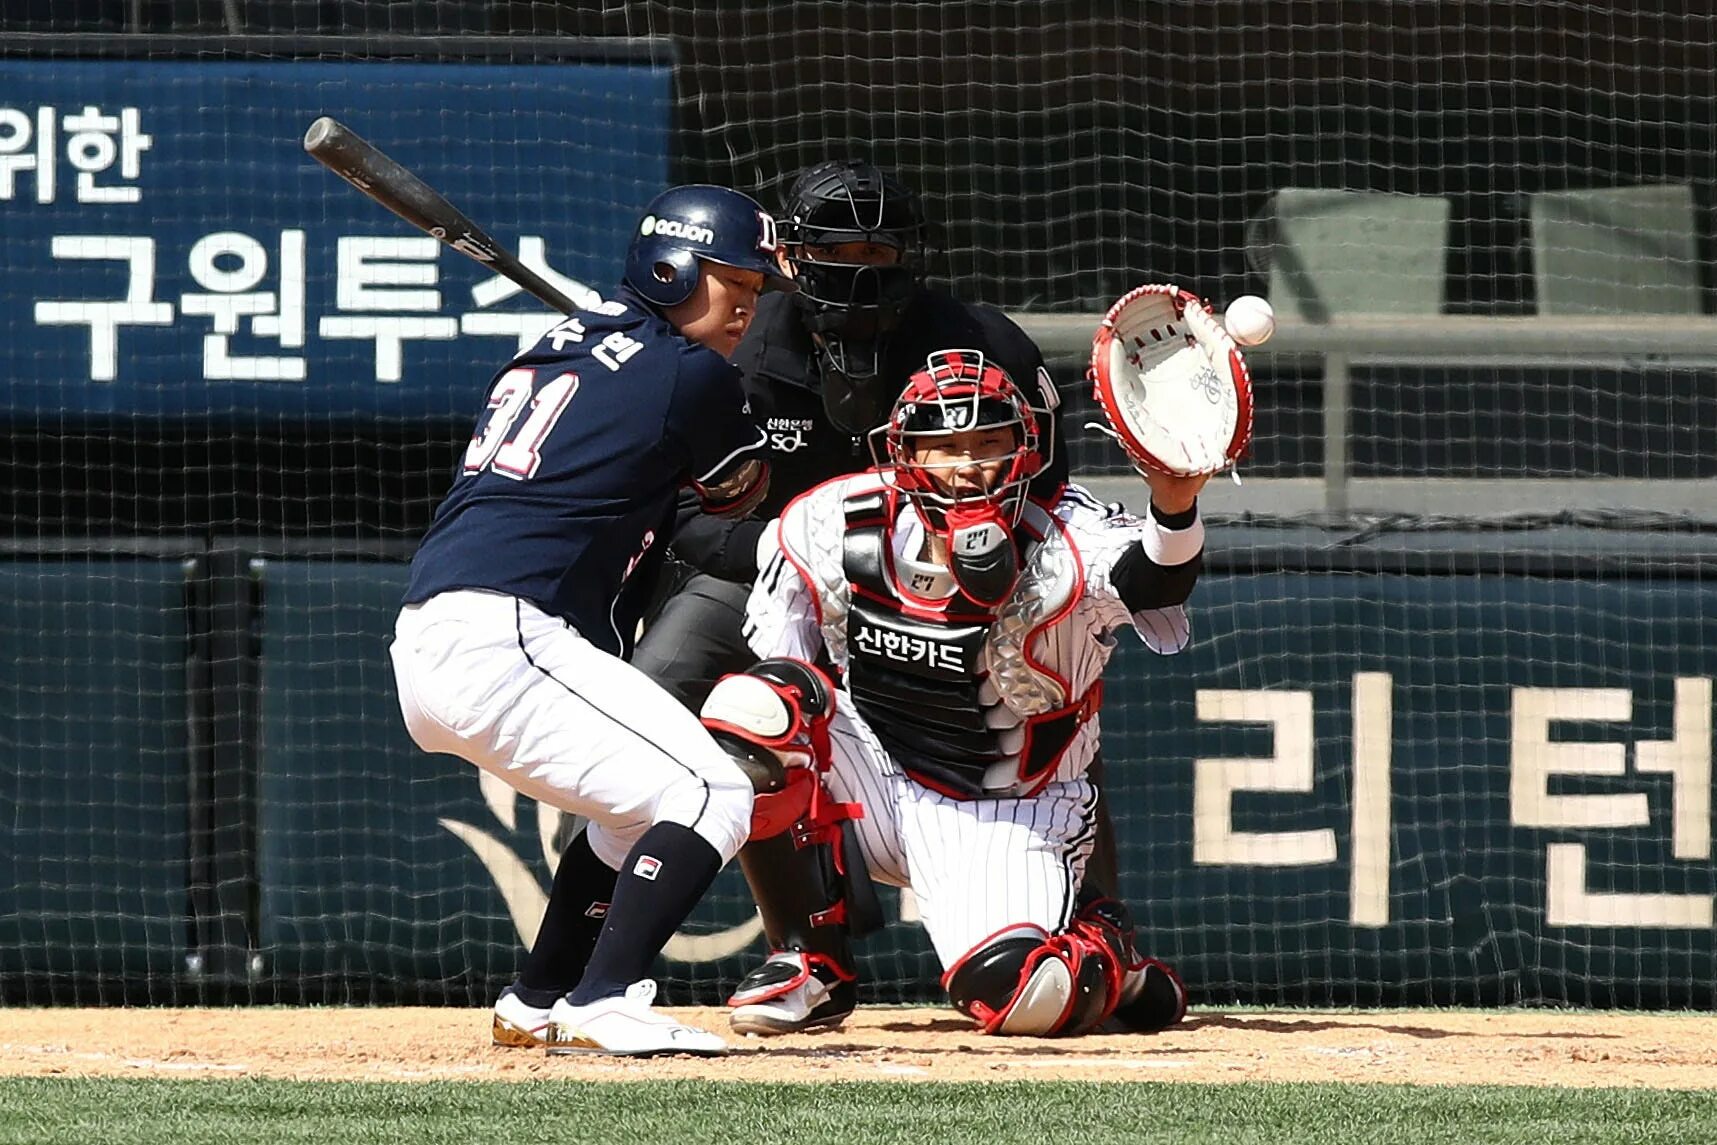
left=743, top=472, right=1202, bottom=968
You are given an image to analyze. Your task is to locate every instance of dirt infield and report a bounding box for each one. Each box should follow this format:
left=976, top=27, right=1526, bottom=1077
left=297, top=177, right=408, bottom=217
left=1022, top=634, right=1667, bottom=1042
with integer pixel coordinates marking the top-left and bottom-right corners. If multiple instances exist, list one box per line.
left=1, top=1007, right=1714, bottom=1088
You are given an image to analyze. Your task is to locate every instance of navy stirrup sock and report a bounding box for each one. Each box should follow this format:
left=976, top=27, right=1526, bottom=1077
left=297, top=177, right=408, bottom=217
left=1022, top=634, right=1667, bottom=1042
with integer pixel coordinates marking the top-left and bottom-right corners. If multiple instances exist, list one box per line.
left=514, top=830, right=618, bottom=1007
left=566, top=822, right=722, bottom=1005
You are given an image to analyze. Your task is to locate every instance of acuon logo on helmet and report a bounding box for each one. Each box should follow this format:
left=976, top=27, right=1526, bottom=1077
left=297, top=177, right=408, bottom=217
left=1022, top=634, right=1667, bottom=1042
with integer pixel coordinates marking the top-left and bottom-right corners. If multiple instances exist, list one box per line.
left=640, top=214, right=715, bottom=244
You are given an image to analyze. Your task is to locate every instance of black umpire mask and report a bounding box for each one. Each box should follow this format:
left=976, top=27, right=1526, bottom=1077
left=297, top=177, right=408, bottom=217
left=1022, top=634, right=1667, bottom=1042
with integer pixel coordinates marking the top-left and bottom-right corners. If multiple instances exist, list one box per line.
left=779, top=159, right=930, bottom=434
left=799, top=261, right=919, bottom=435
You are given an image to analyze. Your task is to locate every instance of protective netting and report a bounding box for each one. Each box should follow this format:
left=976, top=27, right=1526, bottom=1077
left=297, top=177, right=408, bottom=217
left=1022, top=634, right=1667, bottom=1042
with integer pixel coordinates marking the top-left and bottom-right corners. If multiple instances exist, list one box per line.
left=1, top=3, right=1713, bottom=1008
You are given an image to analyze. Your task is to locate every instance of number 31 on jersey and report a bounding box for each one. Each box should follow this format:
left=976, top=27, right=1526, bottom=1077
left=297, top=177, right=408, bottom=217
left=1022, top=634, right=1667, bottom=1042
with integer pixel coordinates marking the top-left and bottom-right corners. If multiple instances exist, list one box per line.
left=463, top=368, right=579, bottom=481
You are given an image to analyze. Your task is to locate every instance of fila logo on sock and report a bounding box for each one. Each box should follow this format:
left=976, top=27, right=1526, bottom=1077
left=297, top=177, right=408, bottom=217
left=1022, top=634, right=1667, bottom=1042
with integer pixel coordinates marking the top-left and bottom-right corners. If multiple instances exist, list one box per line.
left=583, top=901, right=610, bottom=919
left=632, top=856, right=662, bottom=881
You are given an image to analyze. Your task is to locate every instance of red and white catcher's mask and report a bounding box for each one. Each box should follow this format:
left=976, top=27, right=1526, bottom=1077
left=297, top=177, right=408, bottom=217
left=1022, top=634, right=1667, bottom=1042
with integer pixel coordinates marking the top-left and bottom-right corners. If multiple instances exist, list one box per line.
left=870, top=349, right=1049, bottom=605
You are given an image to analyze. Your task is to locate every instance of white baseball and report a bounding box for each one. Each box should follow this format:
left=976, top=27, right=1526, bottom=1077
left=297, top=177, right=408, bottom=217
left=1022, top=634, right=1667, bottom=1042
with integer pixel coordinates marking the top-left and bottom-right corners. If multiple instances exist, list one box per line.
left=1224, top=295, right=1276, bottom=347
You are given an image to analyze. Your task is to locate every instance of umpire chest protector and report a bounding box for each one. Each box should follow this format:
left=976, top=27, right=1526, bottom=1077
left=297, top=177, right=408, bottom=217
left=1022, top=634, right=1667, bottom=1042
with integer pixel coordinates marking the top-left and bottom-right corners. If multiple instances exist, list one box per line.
left=837, top=486, right=1099, bottom=799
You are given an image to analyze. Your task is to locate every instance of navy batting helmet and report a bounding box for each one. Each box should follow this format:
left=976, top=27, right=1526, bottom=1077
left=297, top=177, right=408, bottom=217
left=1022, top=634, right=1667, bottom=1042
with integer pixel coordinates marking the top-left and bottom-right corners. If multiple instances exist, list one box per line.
left=623, top=184, right=797, bottom=308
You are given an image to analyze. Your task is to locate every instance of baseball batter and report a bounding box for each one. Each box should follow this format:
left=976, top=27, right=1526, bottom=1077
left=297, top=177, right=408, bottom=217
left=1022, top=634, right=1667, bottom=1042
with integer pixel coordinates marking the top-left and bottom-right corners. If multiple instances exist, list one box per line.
left=699, top=349, right=1203, bottom=1036
left=389, top=184, right=792, bottom=1056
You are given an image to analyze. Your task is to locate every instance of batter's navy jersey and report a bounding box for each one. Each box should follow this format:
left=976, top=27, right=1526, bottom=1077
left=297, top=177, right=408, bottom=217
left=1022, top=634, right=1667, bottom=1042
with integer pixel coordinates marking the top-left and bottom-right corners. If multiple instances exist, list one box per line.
left=404, top=284, right=767, bottom=657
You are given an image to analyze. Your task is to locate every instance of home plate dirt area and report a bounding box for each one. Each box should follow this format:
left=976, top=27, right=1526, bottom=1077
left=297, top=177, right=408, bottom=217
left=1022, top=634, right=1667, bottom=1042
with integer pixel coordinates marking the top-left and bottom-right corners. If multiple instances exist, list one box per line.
left=2, top=1007, right=1715, bottom=1087
left=0, top=1009, right=1710, bottom=1091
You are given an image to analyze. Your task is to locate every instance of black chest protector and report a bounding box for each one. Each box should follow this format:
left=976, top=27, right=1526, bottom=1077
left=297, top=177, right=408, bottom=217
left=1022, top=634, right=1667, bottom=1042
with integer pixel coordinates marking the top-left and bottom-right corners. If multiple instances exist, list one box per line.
left=839, top=490, right=1092, bottom=799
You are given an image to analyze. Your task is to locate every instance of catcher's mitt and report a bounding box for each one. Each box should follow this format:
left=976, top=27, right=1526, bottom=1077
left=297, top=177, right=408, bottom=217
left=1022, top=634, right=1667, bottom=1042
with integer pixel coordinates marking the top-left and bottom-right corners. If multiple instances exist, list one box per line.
left=1088, top=283, right=1254, bottom=478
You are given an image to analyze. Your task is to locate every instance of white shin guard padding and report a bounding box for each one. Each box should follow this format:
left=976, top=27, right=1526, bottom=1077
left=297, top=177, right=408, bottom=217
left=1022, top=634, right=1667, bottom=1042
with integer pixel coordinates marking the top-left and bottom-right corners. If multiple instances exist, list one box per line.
left=993, top=956, right=1076, bottom=1036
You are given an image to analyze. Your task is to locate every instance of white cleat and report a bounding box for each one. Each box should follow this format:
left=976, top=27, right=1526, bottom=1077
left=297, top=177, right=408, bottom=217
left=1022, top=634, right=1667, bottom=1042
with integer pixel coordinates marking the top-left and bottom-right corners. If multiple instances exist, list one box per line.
left=491, top=986, right=555, bottom=1048
left=546, top=979, right=728, bottom=1058
left=729, top=952, right=855, bottom=1036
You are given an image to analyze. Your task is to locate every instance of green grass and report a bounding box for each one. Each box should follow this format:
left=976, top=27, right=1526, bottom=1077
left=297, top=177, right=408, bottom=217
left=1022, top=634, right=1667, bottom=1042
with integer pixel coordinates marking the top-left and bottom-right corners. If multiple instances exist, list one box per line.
left=1, top=1078, right=1712, bottom=1145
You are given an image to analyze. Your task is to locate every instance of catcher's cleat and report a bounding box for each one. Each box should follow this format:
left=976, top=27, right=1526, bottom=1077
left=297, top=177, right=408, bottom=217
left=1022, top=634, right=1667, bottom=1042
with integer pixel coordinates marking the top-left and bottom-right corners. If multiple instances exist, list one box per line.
left=546, top=979, right=728, bottom=1058
left=729, top=951, right=857, bottom=1036
left=1110, top=958, right=1188, bottom=1034
left=491, top=985, right=555, bottom=1048
left=1071, top=897, right=1189, bottom=1034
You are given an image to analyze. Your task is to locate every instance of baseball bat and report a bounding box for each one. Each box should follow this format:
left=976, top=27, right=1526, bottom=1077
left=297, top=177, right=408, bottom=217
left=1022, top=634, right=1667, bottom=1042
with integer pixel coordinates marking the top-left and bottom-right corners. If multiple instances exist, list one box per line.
left=303, top=115, right=580, bottom=314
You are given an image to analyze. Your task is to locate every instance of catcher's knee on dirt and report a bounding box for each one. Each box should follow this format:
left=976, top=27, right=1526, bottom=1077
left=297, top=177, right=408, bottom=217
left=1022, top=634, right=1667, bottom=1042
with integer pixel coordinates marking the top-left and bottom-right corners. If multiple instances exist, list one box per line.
left=942, top=921, right=1127, bottom=1037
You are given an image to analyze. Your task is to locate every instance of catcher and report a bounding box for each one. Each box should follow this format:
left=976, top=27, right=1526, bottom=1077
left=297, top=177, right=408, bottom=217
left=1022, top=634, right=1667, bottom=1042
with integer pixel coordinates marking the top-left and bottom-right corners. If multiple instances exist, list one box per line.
left=699, top=295, right=1249, bottom=1036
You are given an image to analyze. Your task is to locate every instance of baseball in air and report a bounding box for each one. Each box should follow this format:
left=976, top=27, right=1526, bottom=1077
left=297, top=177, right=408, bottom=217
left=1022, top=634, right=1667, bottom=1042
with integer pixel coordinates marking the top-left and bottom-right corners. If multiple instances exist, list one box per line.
left=1223, top=295, right=1276, bottom=346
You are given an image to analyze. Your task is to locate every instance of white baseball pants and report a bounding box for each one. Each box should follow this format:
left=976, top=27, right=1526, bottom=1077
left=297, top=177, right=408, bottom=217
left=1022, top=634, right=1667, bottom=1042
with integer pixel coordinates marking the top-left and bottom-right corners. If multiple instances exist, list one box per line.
left=390, top=589, right=753, bottom=868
